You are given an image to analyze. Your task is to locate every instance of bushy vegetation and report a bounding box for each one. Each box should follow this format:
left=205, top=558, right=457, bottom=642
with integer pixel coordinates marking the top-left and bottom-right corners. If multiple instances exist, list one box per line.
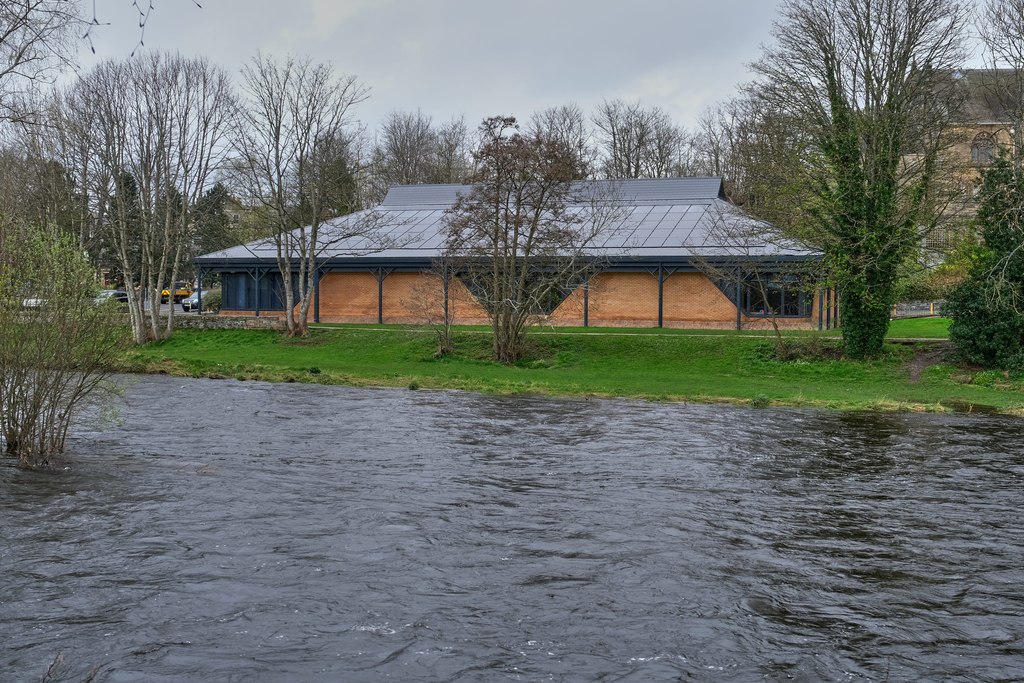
left=202, top=289, right=222, bottom=313
left=895, top=234, right=975, bottom=302
left=0, top=229, right=128, bottom=468
left=946, top=157, right=1024, bottom=369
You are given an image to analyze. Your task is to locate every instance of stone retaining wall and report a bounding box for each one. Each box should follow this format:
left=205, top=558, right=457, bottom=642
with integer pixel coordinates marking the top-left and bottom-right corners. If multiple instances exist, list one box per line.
left=150, top=314, right=285, bottom=331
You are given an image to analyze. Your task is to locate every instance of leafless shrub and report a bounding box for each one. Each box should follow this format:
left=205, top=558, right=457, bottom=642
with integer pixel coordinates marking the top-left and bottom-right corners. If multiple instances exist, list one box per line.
left=0, top=228, right=127, bottom=469
left=444, top=116, right=623, bottom=363
left=403, top=262, right=458, bottom=357
left=689, top=202, right=823, bottom=357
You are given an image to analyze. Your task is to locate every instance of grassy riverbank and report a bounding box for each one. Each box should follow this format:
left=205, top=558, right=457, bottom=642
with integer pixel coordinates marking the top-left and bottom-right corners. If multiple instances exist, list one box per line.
left=121, top=318, right=1023, bottom=414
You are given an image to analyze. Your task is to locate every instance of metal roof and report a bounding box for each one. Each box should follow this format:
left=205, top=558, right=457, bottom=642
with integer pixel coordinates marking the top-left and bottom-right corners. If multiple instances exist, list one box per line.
left=197, top=177, right=817, bottom=268
left=950, top=69, right=1021, bottom=125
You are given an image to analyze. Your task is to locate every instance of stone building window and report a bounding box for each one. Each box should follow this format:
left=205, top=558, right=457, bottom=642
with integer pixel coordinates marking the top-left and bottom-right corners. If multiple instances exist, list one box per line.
left=971, top=132, right=996, bottom=166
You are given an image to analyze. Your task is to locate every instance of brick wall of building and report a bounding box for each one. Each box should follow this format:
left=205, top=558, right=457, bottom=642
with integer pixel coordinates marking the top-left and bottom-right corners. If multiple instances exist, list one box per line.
left=664, top=272, right=737, bottom=324
left=223, top=270, right=821, bottom=329
left=318, top=272, right=379, bottom=323
left=585, top=272, right=660, bottom=326
left=381, top=272, right=490, bottom=325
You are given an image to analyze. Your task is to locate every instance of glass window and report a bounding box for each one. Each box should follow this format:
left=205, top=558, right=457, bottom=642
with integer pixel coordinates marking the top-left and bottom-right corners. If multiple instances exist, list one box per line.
left=220, top=272, right=288, bottom=311
left=744, top=273, right=809, bottom=318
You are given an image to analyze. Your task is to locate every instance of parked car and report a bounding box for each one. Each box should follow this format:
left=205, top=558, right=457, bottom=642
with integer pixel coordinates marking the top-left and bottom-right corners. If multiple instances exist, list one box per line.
left=161, top=281, right=193, bottom=303
left=21, top=297, right=46, bottom=309
left=95, top=289, right=129, bottom=305
left=181, top=289, right=215, bottom=313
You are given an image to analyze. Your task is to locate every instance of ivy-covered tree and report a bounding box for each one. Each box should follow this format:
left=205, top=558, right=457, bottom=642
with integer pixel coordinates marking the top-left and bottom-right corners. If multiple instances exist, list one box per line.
left=946, top=157, right=1024, bottom=369
left=752, top=0, right=971, bottom=358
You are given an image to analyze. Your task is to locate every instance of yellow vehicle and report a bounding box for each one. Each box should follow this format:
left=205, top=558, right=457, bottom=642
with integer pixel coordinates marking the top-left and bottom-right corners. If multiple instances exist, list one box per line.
left=161, top=281, right=193, bottom=304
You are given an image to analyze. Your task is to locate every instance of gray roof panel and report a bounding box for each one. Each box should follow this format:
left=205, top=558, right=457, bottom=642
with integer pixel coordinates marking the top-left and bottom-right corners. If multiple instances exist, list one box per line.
left=198, top=178, right=816, bottom=265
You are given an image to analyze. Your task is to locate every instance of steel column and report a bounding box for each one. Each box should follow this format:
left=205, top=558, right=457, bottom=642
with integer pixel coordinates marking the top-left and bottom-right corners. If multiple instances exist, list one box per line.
left=657, top=265, right=664, bottom=328
left=825, top=288, right=832, bottom=330
left=314, top=267, right=322, bottom=323
left=196, top=267, right=204, bottom=314
left=818, top=288, right=824, bottom=331
left=373, top=268, right=393, bottom=324
left=253, top=268, right=262, bottom=317
left=583, top=277, right=590, bottom=328
left=735, top=280, right=743, bottom=330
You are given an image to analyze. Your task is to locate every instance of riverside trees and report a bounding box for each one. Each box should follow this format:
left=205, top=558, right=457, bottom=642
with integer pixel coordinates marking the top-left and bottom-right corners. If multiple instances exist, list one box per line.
left=944, top=0, right=1024, bottom=368
left=946, top=157, right=1024, bottom=368
left=50, top=53, right=234, bottom=343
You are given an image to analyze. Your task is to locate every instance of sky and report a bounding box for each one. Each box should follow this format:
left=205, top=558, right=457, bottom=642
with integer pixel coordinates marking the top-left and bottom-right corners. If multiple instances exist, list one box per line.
left=76, top=0, right=786, bottom=134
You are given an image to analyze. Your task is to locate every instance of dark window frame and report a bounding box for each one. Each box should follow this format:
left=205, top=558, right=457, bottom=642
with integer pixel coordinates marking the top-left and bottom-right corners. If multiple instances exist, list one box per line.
left=971, top=132, right=997, bottom=166
left=743, top=273, right=811, bottom=318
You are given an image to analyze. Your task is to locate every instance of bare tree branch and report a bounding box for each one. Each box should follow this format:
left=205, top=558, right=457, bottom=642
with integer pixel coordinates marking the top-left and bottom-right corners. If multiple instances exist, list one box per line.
left=444, top=116, right=624, bottom=363
left=232, top=53, right=376, bottom=336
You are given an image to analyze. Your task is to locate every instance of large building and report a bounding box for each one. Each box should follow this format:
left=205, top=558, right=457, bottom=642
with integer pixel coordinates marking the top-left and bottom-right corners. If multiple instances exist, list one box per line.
left=952, top=69, right=1021, bottom=168
left=196, top=177, right=837, bottom=330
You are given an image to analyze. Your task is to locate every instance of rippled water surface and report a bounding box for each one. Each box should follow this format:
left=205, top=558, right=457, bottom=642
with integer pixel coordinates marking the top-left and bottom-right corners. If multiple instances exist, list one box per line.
left=2, top=375, right=1023, bottom=681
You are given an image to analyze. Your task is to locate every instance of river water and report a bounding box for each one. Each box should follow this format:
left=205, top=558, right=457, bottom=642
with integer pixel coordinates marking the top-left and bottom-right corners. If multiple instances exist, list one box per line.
left=2, top=376, right=1022, bottom=682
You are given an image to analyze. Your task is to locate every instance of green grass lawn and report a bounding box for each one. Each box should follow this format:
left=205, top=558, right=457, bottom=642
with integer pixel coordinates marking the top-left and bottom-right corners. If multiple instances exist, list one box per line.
left=887, top=317, right=951, bottom=339
left=313, top=316, right=950, bottom=339
left=123, top=321, right=1023, bottom=414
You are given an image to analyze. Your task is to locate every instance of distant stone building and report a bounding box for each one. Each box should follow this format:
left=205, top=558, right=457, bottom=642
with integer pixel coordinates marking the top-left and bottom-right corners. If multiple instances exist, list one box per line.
left=951, top=69, right=1021, bottom=169
left=930, top=69, right=1024, bottom=250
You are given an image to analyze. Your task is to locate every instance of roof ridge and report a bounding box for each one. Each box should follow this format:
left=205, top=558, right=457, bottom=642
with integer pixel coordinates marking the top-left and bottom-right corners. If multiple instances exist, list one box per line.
left=379, top=177, right=726, bottom=208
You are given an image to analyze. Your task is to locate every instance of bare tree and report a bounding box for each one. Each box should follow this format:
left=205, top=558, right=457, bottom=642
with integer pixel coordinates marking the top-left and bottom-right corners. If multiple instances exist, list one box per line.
left=752, top=0, right=971, bottom=358
left=0, top=137, right=82, bottom=242
left=17, top=87, right=104, bottom=255
left=0, top=1, right=196, bottom=122
left=53, top=53, right=234, bottom=344
left=404, top=261, right=459, bottom=357
left=366, top=110, right=472, bottom=203
left=374, top=110, right=436, bottom=185
left=527, top=103, right=595, bottom=178
left=689, top=203, right=823, bottom=357
left=693, top=106, right=734, bottom=179
left=233, top=54, right=375, bottom=337
left=444, top=116, right=622, bottom=364
left=431, top=116, right=472, bottom=184
left=0, top=0, right=79, bottom=122
left=592, top=99, right=696, bottom=179
left=693, top=93, right=818, bottom=235
left=978, top=0, right=1024, bottom=163
left=0, top=227, right=127, bottom=469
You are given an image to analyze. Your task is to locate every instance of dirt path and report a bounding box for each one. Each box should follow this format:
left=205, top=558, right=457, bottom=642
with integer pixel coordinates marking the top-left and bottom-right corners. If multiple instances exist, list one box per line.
left=905, top=342, right=954, bottom=382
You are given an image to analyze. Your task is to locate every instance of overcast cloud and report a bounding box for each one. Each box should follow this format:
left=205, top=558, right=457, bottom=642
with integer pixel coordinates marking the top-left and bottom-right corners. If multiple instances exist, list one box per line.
left=79, top=0, right=785, bottom=132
